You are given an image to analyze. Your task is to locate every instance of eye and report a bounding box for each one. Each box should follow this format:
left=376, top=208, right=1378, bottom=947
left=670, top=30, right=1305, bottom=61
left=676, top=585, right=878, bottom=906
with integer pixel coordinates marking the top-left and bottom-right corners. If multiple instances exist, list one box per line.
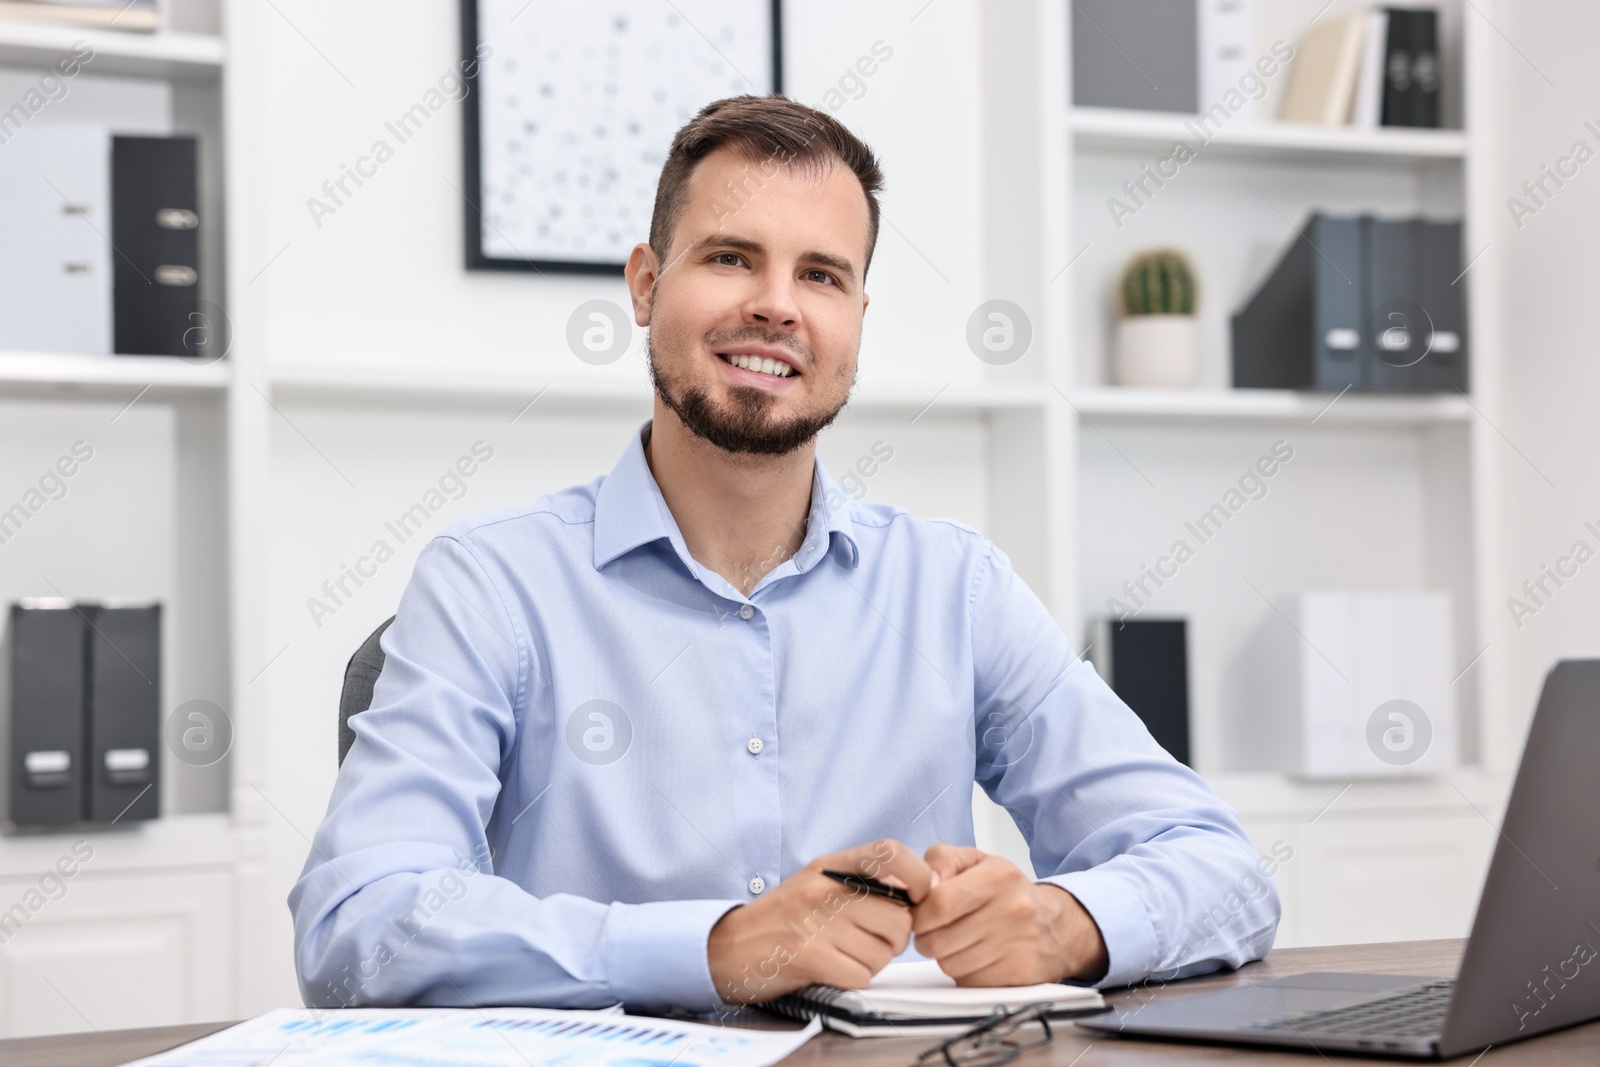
left=804, top=269, right=838, bottom=286
left=711, top=252, right=747, bottom=268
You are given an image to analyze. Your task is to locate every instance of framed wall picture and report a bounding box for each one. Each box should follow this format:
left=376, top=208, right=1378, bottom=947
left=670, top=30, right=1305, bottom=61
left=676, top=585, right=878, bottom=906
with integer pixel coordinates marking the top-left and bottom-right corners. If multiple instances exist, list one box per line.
left=460, top=0, right=783, bottom=274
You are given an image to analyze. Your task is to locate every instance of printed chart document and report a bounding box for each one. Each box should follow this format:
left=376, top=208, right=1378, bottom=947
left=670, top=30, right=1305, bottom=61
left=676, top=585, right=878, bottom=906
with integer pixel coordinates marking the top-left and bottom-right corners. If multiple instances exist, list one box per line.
left=127, top=1006, right=821, bottom=1067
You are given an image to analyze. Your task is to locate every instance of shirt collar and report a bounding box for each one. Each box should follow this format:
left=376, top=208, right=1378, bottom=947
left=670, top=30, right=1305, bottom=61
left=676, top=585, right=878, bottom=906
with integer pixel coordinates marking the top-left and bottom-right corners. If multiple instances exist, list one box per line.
left=593, top=421, right=860, bottom=575
left=800, top=450, right=862, bottom=572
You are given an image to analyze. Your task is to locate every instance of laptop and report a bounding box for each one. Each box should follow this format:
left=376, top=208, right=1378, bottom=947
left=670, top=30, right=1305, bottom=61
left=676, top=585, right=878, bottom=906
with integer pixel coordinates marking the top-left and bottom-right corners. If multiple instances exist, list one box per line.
left=1076, top=659, right=1600, bottom=1059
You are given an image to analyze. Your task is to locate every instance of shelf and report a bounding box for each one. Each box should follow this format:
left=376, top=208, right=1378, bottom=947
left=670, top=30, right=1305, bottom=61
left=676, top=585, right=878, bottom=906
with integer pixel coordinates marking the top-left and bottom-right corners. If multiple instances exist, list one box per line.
left=1206, top=768, right=1510, bottom=821
left=851, top=380, right=1048, bottom=413
left=0, top=21, right=224, bottom=79
left=0, top=813, right=237, bottom=876
left=271, top=368, right=1474, bottom=426
left=269, top=368, right=650, bottom=415
left=268, top=363, right=1050, bottom=416
left=1070, top=107, right=1468, bottom=165
left=1065, top=387, right=1475, bottom=426
left=0, top=350, right=229, bottom=401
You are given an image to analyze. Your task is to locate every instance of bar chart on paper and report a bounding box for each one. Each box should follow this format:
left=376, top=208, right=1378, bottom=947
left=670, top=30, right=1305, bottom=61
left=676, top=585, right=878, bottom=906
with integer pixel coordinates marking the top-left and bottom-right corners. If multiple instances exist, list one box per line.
left=126, top=1007, right=822, bottom=1067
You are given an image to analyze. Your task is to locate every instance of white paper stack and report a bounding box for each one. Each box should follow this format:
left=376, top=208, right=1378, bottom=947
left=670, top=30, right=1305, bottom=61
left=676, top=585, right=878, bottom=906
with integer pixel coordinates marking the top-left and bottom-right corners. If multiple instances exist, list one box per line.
left=1349, top=9, right=1392, bottom=128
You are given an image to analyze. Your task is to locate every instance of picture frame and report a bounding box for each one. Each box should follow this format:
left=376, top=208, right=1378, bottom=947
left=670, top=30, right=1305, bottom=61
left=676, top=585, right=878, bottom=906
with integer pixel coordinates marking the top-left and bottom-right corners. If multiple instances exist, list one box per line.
left=459, top=0, right=784, bottom=274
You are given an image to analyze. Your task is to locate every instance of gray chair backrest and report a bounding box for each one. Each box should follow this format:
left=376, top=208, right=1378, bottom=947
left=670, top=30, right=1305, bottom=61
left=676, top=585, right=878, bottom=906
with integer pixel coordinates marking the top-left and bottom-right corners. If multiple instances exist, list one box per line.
left=338, top=615, right=395, bottom=766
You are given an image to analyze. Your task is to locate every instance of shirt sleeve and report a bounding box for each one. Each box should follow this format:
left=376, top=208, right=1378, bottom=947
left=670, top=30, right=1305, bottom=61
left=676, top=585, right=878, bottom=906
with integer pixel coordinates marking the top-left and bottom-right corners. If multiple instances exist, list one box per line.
left=287, top=534, right=743, bottom=1012
left=968, top=542, right=1280, bottom=989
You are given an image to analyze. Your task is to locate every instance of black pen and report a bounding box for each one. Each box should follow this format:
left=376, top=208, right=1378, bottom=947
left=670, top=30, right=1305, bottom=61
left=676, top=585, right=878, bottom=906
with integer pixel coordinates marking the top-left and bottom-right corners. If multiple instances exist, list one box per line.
left=822, top=868, right=913, bottom=905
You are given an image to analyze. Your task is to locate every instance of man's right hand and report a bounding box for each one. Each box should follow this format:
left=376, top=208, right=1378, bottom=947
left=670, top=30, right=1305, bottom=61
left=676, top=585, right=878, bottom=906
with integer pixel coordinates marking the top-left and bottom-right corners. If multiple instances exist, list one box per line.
left=707, top=838, right=935, bottom=1005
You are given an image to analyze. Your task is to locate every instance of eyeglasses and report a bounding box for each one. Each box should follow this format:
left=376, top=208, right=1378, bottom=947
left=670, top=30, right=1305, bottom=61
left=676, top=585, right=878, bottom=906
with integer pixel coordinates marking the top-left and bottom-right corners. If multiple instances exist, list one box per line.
left=913, top=1001, right=1057, bottom=1067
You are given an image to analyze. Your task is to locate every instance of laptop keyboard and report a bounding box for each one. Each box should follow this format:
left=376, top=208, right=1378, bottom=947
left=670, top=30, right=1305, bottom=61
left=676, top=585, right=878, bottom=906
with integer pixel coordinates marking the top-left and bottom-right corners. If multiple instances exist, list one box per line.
left=1245, top=980, right=1455, bottom=1038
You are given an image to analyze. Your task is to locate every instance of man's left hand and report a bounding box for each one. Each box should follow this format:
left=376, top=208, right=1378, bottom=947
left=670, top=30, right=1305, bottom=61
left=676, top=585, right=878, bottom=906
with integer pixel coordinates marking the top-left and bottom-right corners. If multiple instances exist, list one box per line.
left=911, top=845, right=1110, bottom=986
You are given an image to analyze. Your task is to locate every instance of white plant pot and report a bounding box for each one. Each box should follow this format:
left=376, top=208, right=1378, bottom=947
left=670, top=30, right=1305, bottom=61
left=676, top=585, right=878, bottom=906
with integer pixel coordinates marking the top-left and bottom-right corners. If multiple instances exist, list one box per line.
left=1115, top=315, right=1200, bottom=388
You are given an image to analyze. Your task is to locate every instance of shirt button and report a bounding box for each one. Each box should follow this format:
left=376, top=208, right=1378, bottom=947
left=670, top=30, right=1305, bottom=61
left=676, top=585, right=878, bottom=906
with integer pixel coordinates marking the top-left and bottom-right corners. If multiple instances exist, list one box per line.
left=746, top=737, right=764, bottom=755
left=738, top=604, right=755, bottom=621
left=748, top=876, right=766, bottom=895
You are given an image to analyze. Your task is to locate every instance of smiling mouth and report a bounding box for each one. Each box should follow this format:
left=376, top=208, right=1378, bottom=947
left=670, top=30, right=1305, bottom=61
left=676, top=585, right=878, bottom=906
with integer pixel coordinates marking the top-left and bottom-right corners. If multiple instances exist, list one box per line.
left=716, top=352, right=797, bottom=378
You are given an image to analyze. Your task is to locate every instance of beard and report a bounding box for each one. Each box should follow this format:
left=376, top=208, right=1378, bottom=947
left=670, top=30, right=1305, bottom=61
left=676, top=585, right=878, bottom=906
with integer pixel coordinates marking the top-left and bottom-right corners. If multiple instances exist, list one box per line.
left=647, top=329, right=854, bottom=456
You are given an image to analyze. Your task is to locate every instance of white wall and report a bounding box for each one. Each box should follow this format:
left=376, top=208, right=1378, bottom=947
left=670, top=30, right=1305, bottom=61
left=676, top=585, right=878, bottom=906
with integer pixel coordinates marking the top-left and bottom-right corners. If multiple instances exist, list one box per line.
left=1481, top=2, right=1600, bottom=755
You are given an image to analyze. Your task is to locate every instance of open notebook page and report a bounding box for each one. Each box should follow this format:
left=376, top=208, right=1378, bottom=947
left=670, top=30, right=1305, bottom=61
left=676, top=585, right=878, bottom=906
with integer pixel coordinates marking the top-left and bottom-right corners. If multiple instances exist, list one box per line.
left=838, top=960, right=1103, bottom=1019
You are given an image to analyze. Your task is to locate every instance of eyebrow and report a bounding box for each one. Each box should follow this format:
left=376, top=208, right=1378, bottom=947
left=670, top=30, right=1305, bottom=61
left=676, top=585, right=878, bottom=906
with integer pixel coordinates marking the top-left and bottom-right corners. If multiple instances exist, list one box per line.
left=688, top=233, right=859, bottom=289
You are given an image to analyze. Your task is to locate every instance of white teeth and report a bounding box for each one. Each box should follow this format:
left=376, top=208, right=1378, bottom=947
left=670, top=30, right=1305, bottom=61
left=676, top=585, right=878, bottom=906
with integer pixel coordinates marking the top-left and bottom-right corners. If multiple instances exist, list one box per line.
left=725, top=354, right=792, bottom=378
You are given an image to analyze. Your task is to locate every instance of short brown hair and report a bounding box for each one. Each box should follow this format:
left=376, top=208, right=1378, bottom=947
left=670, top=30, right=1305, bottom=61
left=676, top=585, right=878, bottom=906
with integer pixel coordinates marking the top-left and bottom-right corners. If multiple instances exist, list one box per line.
left=648, top=95, right=884, bottom=276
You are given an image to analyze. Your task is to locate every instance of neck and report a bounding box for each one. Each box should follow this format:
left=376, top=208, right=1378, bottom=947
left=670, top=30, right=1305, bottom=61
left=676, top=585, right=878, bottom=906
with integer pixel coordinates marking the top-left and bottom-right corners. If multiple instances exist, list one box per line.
left=644, top=402, right=816, bottom=597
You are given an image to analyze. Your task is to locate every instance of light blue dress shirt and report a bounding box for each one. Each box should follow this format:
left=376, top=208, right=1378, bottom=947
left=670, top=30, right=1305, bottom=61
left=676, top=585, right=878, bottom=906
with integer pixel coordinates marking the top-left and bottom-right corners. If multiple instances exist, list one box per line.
left=290, top=421, right=1278, bottom=1012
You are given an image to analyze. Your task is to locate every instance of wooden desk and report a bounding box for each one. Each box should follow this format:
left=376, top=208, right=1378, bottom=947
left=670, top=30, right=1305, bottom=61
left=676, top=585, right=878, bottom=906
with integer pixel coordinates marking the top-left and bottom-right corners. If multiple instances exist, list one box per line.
left=7, top=939, right=1598, bottom=1065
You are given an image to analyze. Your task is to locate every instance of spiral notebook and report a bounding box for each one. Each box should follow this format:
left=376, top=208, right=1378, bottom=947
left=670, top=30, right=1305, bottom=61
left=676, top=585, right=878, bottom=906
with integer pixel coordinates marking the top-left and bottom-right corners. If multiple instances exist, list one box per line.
left=757, top=960, right=1107, bottom=1038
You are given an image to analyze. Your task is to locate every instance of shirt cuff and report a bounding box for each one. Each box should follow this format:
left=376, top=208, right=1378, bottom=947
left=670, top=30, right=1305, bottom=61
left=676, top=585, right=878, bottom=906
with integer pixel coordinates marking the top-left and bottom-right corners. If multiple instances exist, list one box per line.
left=600, top=898, right=744, bottom=1011
left=1040, top=869, right=1157, bottom=990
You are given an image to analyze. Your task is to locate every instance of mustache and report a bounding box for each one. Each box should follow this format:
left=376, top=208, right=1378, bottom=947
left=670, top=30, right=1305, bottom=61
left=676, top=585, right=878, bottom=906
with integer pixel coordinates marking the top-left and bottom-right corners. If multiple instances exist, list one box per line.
left=704, top=327, right=810, bottom=367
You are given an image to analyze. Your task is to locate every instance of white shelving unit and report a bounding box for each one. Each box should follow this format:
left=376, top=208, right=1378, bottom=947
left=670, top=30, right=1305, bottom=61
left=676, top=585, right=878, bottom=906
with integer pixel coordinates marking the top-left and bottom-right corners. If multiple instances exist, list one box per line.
left=1015, top=0, right=1509, bottom=949
left=0, top=2, right=238, bottom=1039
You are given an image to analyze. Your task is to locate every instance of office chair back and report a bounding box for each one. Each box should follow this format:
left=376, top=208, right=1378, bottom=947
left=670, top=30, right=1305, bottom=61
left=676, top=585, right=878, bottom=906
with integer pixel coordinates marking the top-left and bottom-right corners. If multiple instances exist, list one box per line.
left=338, top=615, right=395, bottom=765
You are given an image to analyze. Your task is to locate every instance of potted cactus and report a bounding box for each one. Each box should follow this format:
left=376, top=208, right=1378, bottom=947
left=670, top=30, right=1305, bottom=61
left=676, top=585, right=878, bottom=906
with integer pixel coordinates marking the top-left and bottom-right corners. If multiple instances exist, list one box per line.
left=1114, top=249, right=1201, bottom=388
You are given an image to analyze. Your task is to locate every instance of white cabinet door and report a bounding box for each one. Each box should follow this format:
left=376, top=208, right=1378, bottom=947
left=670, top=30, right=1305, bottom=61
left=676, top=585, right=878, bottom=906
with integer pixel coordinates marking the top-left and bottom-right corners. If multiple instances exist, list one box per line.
left=0, top=867, right=235, bottom=1038
left=1281, top=814, right=1494, bottom=948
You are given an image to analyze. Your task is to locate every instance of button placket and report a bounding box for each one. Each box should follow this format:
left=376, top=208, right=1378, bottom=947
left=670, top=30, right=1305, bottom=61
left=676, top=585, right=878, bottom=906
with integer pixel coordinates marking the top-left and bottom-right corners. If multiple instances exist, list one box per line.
left=727, top=596, right=778, bottom=909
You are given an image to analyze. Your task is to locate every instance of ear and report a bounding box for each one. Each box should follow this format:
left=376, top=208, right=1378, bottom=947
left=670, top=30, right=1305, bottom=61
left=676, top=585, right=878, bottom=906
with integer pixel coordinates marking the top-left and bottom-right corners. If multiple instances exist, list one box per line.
left=624, top=243, right=659, bottom=327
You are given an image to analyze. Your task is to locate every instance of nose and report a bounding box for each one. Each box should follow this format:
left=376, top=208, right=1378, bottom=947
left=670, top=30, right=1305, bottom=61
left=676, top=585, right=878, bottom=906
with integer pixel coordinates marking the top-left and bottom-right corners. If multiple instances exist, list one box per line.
left=744, top=272, right=800, bottom=330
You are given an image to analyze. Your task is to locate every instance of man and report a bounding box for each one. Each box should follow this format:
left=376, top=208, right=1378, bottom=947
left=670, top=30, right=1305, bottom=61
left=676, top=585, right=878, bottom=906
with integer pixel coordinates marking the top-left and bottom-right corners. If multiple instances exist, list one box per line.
left=290, top=95, right=1278, bottom=1012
